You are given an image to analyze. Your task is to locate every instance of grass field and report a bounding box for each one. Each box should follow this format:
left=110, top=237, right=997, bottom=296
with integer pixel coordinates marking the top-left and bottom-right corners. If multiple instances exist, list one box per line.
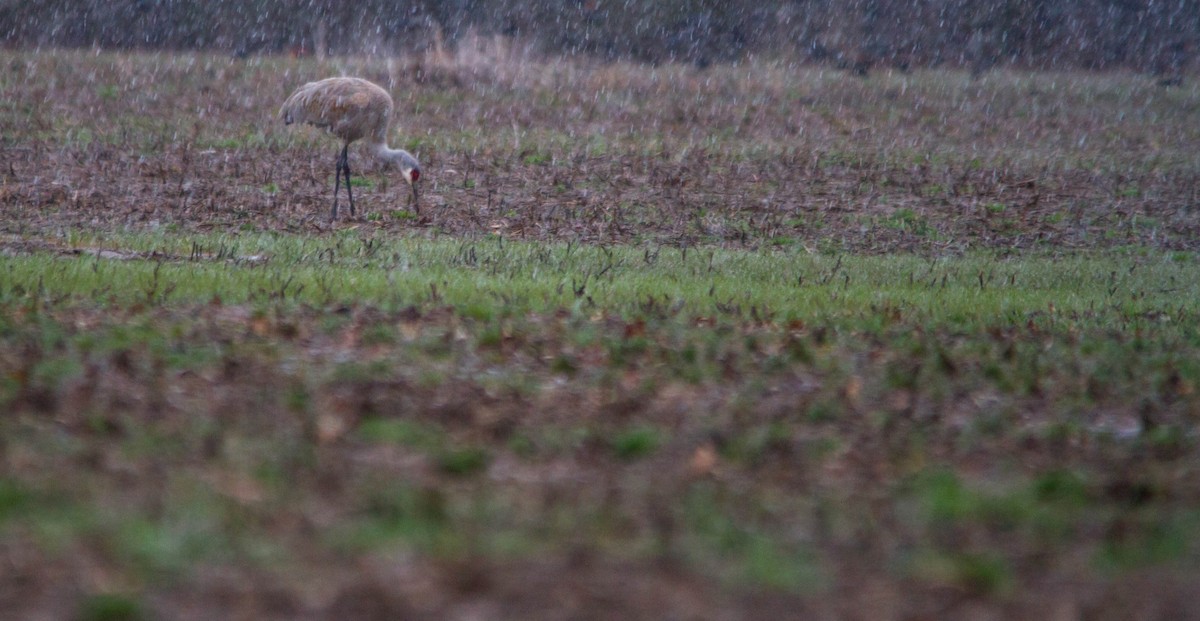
left=2, top=49, right=1200, bottom=620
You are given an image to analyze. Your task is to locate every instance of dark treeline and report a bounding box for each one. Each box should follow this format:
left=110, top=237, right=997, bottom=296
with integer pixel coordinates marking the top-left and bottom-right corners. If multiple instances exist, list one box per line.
left=2, top=0, right=1195, bottom=74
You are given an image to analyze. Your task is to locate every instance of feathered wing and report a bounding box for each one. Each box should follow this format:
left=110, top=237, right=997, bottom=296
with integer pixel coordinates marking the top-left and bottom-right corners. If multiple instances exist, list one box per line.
left=279, top=81, right=321, bottom=126
left=279, top=78, right=393, bottom=144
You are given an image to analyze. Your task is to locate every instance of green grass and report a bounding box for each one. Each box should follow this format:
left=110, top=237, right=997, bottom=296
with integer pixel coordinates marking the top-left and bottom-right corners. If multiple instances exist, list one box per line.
left=359, top=418, right=445, bottom=449
left=78, top=593, right=144, bottom=621
left=611, top=426, right=663, bottom=460
left=2, top=231, right=1195, bottom=332
left=0, top=478, right=35, bottom=523
left=2, top=229, right=1199, bottom=609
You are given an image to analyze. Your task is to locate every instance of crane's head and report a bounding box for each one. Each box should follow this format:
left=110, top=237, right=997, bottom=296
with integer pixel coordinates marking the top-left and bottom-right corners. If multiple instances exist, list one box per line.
left=401, top=161, right=421, bottom=213
left=380, top=148, right=421, bottom=213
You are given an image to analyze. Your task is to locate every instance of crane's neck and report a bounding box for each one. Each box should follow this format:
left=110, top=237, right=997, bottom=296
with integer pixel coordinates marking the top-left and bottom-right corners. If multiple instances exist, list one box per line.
left=370, top=141, right=419, bottom=173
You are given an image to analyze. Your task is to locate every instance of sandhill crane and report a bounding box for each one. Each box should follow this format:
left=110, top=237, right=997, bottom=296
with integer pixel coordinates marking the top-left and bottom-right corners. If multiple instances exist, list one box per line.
left=280, top=77, right=421, bottom=220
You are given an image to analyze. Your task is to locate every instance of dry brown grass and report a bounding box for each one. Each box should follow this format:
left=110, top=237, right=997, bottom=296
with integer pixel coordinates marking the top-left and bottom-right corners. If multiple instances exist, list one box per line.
left=2, top=49, right=1198, bottom=254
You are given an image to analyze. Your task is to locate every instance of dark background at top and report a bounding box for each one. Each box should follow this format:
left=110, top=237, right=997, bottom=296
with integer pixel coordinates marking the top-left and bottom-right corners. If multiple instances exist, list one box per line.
left=3, top=0, right=1195, bottom=74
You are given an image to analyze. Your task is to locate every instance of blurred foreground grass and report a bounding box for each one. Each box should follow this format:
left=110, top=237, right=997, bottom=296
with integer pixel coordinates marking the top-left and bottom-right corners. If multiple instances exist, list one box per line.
left=1, top=231, right=1199, bottom=615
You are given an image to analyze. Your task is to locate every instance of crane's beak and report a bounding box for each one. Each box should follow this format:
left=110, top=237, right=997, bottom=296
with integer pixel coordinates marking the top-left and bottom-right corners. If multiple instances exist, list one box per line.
left=411, top=181, right=420, bottom=214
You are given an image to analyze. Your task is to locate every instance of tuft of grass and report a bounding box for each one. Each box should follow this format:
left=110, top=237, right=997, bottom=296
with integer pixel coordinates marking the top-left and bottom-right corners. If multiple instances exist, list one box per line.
left=682, top=485, right=822, bottom=592
left=78, top=593, right=144, bottom=621
left=910, top=550, right=1012, bottom=596
left=358, top=418, right=444, bottom=451
left=611, top=426, right=662, bottom=460
left=95, top=84, right=119, bottom=100
left=335, top=484, right=454, bottom=554
left=1096, top=512, right=1198, bottom=571
left=522, top=151, right=552, bottom=165
left=0, top=479, right=34, bottom=522
left=437, top=447, right=490, bottom=476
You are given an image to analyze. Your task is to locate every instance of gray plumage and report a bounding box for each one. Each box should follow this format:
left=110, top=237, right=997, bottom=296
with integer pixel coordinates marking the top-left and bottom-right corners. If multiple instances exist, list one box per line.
left=281, top=77, right=421, bottom=219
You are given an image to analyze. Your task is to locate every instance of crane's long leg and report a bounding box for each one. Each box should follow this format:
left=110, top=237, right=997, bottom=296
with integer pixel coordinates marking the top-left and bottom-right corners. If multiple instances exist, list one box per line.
left=331, top=149, right=343, bottom=221
left=343, top=145, right=355, bottom=217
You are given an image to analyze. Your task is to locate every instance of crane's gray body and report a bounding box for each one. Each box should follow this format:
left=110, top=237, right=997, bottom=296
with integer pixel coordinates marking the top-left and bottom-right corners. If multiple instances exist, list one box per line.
left=281, top=77, right=420, bottom=218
